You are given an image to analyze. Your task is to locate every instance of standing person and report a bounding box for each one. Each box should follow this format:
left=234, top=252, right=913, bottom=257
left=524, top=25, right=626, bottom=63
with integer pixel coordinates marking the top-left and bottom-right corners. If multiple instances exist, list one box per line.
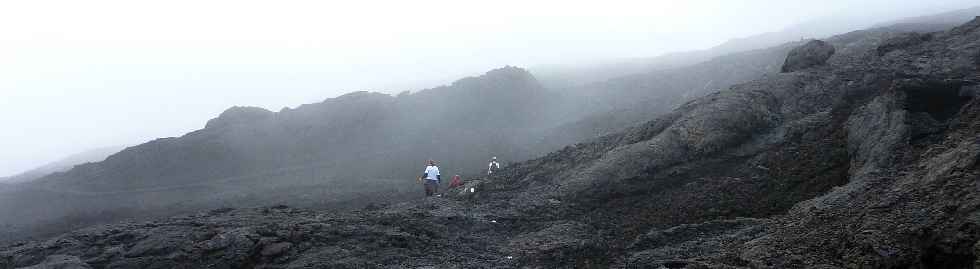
left=487, top=156, right=501, bottom=176
left=421, top=160, right=441, bottom=197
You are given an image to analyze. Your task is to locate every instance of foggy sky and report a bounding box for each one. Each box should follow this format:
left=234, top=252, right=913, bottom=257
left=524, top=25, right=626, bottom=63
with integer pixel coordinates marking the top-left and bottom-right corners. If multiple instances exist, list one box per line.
left=1, top=0, right=976, bottom=177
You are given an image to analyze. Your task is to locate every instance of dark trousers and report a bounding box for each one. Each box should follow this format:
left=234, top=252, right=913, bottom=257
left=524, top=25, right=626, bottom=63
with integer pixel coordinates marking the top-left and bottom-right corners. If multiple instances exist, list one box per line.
left=424, top=180, right=439, bottom=196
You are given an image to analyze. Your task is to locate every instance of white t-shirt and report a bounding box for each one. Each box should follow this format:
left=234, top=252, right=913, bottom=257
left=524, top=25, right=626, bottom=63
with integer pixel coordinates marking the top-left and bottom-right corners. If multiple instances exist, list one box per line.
left=424, top=165, right=440, bottom=180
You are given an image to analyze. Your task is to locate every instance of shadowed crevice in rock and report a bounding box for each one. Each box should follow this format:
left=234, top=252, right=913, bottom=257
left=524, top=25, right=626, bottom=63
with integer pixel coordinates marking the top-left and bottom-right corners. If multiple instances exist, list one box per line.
left=899, top=80, right=973, bottom=122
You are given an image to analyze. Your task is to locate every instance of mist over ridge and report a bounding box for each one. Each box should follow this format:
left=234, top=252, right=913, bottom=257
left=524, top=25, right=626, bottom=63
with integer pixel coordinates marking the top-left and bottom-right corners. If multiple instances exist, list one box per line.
left=2, top=0, right=979, bottom=177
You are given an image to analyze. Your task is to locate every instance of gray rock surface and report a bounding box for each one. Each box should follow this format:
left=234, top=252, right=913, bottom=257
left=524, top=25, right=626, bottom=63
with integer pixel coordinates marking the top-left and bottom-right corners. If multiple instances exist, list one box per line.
left=781, top=40, right=836, bottom=72
left=20, top=255, right=90, bottom=269
left=876, top=32, right=933, bottom=56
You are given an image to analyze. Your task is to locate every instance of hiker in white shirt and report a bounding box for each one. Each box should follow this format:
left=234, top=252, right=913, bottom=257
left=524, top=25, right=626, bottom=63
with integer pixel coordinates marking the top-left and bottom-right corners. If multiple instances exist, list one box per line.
left=421, top=160, right=441, bottom=196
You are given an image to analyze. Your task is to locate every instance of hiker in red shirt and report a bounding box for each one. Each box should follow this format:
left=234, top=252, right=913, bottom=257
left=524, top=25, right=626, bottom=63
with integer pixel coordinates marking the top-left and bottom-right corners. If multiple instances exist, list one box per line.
left=449, top=174, right=463, bottom=188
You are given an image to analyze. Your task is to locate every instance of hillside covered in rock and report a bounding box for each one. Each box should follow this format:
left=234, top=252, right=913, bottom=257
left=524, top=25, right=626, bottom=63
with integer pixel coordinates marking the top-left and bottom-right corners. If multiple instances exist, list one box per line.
left=539, top=17, right=972, bottom=146
left=5, top=7, right=976, bottom=250
left=0, top=66, right=584, bottom=244
left=4, top=14, right=980, bottom=269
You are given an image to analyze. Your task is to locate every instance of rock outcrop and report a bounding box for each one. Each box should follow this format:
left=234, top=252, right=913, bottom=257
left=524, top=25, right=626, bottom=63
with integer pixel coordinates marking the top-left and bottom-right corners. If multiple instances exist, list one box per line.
left=781, top=39, right=836, bottom=72
left=204, top=106, right=274, bottom=129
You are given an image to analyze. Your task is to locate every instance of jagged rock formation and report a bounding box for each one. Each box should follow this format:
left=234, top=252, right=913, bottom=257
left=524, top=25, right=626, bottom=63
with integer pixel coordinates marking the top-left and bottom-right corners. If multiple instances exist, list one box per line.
left=781, top=40, right=836, bottom=72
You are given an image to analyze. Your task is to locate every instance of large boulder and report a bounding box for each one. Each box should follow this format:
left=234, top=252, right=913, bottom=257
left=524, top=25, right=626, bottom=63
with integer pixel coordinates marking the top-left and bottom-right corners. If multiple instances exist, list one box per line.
left=781, top=40, right=836, bottom=73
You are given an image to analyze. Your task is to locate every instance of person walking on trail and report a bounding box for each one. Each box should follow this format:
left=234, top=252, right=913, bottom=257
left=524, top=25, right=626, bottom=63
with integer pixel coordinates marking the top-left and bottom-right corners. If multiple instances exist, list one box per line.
left=487, top=156, right=501, bottom=176
left=421, top=160, right=441, bottom=197
left=449, top=174, right=463, bottom=188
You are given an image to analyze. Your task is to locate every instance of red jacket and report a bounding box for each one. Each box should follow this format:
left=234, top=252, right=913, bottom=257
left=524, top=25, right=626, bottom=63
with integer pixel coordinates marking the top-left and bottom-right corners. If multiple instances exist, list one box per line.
left=449, top=175, right=463, bottom=188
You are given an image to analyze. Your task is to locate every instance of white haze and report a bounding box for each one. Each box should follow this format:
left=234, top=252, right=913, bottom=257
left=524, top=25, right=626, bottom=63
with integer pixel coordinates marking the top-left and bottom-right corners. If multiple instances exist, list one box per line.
left=0, top=0, right=976, bottom=176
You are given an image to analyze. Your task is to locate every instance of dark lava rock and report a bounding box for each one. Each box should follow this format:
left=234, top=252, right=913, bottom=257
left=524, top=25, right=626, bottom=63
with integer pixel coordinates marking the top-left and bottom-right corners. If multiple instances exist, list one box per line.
left=204, top=106, right=274, bottom=129
left=877, top=32, right=933, bottom=56
left=260, top=242, right=292, bottom=257
left=20, top=255, right=90, bottom=269
left=961, top=84, right=980, bottom=98
left=506, top=221, right=605, bottom=266
left=781, top=40, right=836, bottom=72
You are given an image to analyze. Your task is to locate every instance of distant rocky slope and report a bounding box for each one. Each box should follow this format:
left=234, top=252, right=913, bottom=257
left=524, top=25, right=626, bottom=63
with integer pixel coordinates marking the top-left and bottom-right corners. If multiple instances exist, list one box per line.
left=0, top=66, right=578, bottom=244
left=540, top=21, right=956, bottom=147
left=33, top=66, right=555, bottom=192
left=537, top=7, right=980, bottom=147
left=1, top=146, right=124, bottom=184
left=4, top=16, right=979, bottom=269
left=532, top=5, right=980, bottom=90
left=878, top=6, right=980, bottom=29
